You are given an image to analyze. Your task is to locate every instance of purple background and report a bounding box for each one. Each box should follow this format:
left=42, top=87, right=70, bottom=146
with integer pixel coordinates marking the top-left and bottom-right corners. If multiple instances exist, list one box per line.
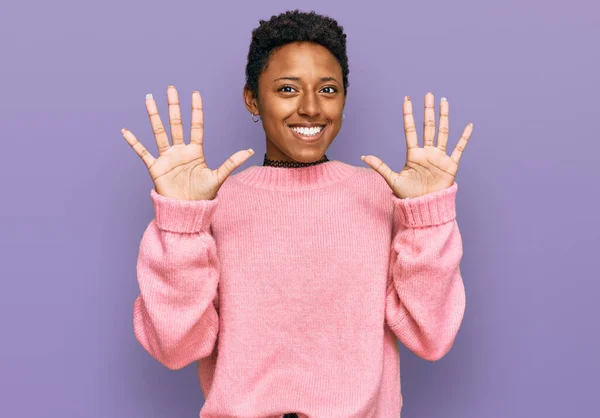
left=1, top=0, right=598, bottom=416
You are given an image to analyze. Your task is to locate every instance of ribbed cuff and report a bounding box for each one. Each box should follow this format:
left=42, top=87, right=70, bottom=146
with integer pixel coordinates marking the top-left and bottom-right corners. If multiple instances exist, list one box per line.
left=392, top=182, right=458, bottom=228
left=150, top=188, right=219, bottom=233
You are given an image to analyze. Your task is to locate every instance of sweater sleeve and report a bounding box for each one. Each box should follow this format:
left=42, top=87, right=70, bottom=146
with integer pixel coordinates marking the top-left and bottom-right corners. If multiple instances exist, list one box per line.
left=133, top=188, right=221, bottom=370
left=384, top=181, right=466, bottom=362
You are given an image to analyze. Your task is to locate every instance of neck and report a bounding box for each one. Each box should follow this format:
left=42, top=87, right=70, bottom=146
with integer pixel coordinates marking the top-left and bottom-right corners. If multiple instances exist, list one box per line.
left=262, top=153, right=329, bottom=168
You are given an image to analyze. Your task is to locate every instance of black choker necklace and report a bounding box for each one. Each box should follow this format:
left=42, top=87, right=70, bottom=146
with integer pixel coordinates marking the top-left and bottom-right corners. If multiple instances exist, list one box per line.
left=262, top=154, right=329, bottom=168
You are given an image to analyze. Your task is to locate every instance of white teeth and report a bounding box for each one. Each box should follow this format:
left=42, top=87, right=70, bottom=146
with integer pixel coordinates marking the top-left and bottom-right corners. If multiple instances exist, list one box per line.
left=290, top=126, right=324, bottom=136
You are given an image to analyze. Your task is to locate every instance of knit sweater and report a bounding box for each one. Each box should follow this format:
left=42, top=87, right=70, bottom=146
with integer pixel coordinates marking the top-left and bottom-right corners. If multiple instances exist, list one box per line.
left=132, top=159, right=466, bottom=418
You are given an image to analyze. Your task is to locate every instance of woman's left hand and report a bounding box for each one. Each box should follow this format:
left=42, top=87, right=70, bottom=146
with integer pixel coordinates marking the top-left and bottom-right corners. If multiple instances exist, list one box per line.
left=361, top=92, right=473, bottom=199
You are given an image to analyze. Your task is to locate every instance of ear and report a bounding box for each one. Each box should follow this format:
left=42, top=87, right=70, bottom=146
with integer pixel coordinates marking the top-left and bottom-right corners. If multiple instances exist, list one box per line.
left=243, top=85, right=259, bottom=115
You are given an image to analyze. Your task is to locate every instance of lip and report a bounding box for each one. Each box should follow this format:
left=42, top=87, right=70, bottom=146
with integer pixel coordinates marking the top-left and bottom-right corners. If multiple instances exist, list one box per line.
left=288, top=124, right=327, bottom=143
left=288, top=123, right=327, bottom=128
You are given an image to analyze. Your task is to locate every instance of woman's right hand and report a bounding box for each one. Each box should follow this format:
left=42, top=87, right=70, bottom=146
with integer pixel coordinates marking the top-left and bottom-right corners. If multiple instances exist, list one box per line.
left=122, top=85, right=254, bottom=201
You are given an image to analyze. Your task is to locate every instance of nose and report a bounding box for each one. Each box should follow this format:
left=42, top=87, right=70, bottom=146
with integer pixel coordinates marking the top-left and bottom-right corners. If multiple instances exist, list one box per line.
left=297, top=91, right=321, bottom=118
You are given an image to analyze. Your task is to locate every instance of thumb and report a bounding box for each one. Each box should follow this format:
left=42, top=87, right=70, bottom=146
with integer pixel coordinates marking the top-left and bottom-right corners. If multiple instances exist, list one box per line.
left=215, top=148, right=255, bottom=185
left=361, top=155, right=397, bottom=190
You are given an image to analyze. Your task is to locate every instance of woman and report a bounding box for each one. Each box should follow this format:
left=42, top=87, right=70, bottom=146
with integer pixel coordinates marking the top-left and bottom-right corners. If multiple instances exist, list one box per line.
left=122, top=10, right=473, bottom=418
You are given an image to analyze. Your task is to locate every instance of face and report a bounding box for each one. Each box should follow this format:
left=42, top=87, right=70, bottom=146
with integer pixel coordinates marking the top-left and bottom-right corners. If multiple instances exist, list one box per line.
left=244, top=41, right=346, bottom=163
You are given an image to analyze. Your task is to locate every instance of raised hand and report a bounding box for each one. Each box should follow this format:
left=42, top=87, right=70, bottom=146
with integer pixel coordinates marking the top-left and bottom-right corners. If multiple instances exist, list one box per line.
left=122, top=86, right=254, bottom=201
left=361, top=92, right=473, bottom=199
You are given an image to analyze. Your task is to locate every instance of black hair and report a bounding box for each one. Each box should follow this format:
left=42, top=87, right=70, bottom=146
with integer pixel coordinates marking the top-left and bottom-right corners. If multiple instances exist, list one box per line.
left=245, top=10, right=350, bottom=99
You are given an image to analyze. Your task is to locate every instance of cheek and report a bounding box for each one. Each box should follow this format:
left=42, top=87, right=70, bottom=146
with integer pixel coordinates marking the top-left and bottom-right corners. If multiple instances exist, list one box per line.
left=263, top=97, right=296, bottom=119
left=324, top=99, right=344, bottom=117
left=327, top=111, right=344, bottom=128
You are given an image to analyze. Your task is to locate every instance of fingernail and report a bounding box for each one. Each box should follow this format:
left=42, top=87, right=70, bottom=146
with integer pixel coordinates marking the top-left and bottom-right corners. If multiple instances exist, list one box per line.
left=168, top=85, right=175, bottom=90
left=248, top=148, right=254, bottom=153
left=146, top=93, right=153, bottom=100
left=441, top=97, right=447, bottom=102
left=360, top=155, right=365, bottom=160
left=121, top=128, right=126, bottom=134
left=404, top=96, right=410, bottom=102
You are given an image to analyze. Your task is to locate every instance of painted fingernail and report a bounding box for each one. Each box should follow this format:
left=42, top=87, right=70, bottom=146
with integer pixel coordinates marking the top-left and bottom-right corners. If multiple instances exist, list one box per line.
left=441, top=97, right=447, bottom=102
left=146, top=93, right=153, bottom=100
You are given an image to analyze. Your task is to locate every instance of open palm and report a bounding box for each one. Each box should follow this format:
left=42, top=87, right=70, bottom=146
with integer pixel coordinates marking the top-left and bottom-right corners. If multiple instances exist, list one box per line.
left=121, top=86, right=254, bottom=201
left=362, top=92, right=473, bottom=199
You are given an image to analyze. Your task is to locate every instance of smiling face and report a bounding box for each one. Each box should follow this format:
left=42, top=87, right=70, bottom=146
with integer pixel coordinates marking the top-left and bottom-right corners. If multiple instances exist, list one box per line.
left=243, top=41, right=346, bottom=163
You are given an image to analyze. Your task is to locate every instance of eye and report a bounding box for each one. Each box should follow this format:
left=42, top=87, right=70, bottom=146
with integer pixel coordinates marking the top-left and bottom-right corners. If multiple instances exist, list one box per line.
left=320, top=86, right=337, bottom=94
left=278, top=85, right=297, bottom=93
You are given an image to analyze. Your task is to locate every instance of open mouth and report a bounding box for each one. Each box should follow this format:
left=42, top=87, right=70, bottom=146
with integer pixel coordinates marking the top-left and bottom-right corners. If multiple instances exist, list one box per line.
left=288, top=124, right=327, bottom=142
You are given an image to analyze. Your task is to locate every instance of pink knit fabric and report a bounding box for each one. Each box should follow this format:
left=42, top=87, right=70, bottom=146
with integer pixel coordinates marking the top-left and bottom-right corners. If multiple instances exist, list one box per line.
left=133, top=159, right=465, bottom=418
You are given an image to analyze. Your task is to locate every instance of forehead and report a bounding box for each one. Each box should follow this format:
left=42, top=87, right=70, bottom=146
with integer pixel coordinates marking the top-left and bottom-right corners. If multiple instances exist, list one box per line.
left=262, top=42, right=342, bottom=78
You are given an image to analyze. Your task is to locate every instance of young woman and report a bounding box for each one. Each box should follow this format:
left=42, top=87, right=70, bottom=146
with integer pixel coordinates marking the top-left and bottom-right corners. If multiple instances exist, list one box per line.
left=122, top=10, right=473, bottom=418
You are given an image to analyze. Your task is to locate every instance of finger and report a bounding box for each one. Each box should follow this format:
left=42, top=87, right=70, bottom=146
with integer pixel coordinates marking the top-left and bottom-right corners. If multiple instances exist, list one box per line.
left=450, top=123, right=474, bottom=165
left=167, top=85, right=185, bottom=146
left=403, top=96, right=419, bottom=149
left=121, top=128, right=156, bottom=168
left=190, top=90, right=204, bottom=147
left=361, top=155, right=397, bottom=190
left=423, top=92, right=435, bottom=147
left=437, top=97, right=449, bottom=152
left=215, top=149, right=255, bottom=185
left=145, top=94, right=170, bottom=155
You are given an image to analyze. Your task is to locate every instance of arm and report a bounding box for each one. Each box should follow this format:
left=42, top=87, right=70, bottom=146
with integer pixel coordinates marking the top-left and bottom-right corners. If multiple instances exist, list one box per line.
left=385, top=181, right=466, bottom=362
left=133, top=188, right=221, bottom=370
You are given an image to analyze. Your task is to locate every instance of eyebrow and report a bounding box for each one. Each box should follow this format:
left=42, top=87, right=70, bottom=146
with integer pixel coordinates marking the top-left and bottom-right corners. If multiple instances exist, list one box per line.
left=273, top=76, right=340, bottom=84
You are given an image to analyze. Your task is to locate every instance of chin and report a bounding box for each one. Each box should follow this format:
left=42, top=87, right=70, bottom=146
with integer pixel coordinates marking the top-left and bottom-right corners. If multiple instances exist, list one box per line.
left=291, top=147, right=330, bottom=162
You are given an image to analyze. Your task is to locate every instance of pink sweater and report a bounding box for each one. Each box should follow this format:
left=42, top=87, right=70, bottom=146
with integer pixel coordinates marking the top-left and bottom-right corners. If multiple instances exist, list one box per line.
left=133, top=159, right=465, bottom=418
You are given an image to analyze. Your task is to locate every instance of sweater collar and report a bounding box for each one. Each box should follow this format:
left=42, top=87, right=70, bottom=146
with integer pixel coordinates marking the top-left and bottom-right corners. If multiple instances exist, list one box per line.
left=230, top=159, right=357, bottom=191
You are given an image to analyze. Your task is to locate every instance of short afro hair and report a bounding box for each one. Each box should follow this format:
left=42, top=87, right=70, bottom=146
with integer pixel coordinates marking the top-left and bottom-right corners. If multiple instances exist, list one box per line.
left=245, top=10, right=350, bottom=99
